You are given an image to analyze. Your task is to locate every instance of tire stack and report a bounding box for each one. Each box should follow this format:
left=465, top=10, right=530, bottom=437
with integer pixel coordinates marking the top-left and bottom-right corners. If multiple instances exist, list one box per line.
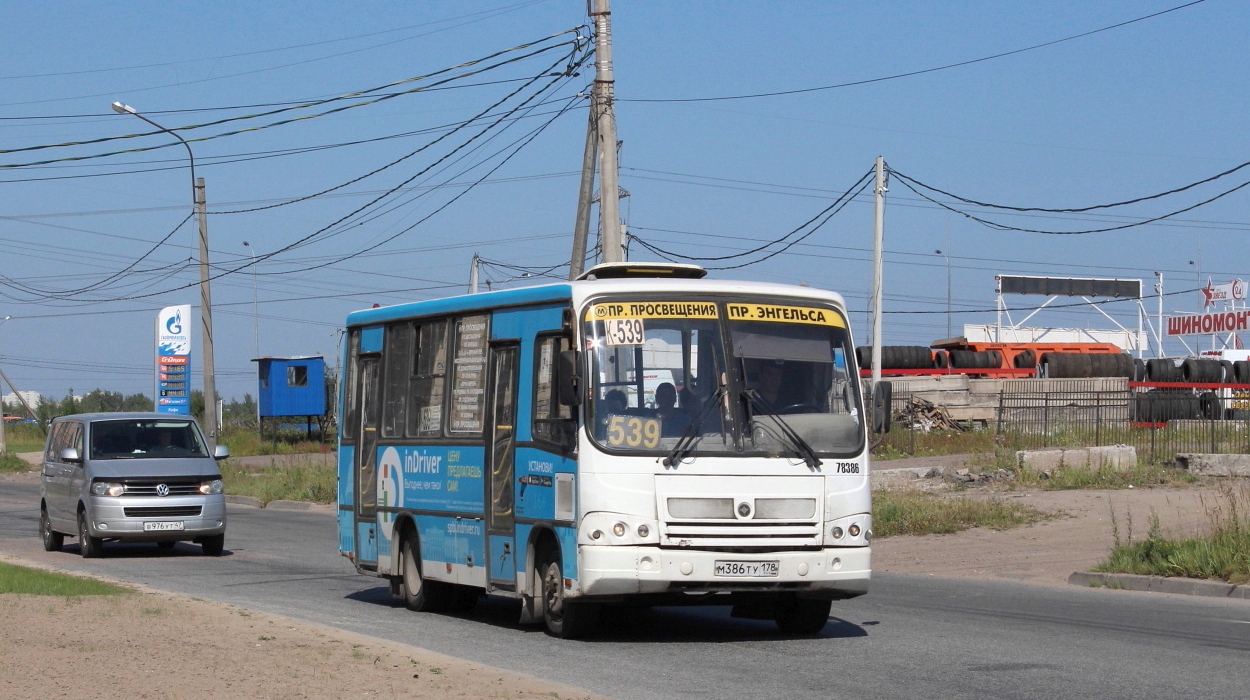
left=1145, top=358, right=1183, bottom=382
left=1133, top=389, right=1201, bottom=422
left=1235, top=361, right=1250, bottom=384
left=1181, top=358, right=1223, bottom=384
left=1037, top=352, right=1132, bottom=379
left=948, top=349, right=1003, bottom=369
left=855, top=345, right=935, bottom=370
left=1012, top=349, right=1036, bottom=369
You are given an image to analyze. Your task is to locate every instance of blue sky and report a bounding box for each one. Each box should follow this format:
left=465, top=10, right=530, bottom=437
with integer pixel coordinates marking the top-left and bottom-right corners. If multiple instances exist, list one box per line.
left=0, top=0, right=1245, bottom=402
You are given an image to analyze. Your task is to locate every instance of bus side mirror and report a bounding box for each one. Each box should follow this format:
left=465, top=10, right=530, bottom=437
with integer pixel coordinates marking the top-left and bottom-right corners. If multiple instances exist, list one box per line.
left=558, top=350, right=582, bottom=407
left=871, top=381, right=892, bottom=434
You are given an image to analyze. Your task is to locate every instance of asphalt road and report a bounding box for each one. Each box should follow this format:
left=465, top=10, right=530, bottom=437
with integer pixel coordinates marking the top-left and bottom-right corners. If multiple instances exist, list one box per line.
left=2, top=480, right=1247, bottom=700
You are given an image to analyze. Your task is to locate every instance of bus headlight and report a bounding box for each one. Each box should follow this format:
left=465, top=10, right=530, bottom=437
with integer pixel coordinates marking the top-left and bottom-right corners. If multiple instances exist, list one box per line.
left=830, top=526, right=844, bottom=540
left=825, top=513, right=871, bottom=547
left=612, top=522, right=627, bottom=538
left=636, top=524, right=649, bottom=538
left=848, top=524, right=861, bottom=538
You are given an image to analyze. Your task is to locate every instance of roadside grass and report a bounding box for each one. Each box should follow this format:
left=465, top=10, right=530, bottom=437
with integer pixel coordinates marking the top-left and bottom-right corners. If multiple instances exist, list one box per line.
left=0, top=561, right=131, bottom=596
left=219, top=457, right=335, bottom=505
left=1093, top=482, right=1250, bottom=584
left=1007, top=456, right=1199, bottom=491
left=873, top=489, right=1050, bottom=538
left=0, top=452, right=33, bottom=473
left=873, top=428, right=997, bottom=460
left=1, top=423, right=46, bottom=453
left=218, top=426, right=330, bottom=458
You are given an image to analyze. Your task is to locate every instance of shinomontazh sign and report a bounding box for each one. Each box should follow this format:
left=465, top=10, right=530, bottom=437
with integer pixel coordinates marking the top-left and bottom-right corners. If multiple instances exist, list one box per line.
left=155, top=305, right=191, bottom=415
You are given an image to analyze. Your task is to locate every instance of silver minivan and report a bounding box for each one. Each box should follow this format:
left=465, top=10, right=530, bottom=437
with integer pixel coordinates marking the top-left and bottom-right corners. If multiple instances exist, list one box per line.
left=39, top=412, right=229, bottom=557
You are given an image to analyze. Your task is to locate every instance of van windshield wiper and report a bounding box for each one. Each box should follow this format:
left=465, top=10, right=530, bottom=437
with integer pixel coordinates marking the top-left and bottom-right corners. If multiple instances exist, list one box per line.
left=662, top=387, right=726, bottom=468
left=743, top=389, right=823, bottom=469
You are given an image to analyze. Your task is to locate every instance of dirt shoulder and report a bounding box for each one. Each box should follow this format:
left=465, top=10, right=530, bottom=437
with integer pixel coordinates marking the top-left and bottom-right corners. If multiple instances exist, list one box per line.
left=0, top=554, right=606, bottom=700
left=873, top=483, right=1228, bottom=586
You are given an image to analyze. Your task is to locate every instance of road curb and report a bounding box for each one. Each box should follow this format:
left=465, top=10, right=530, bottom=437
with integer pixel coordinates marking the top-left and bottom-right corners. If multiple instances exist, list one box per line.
left=266, top=499, right=313, bottom=510
left=224, top=495, right=262, bottom=508
left=1069, top=571, right=1250, bottom=599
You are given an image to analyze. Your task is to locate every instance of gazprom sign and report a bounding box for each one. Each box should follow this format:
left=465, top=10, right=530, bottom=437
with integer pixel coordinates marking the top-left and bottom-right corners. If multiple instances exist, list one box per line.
left=155, top=304, right=192, bottom=415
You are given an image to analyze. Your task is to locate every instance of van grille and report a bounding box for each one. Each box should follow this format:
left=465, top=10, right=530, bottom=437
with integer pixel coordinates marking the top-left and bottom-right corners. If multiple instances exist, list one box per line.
left=123, top=483, right=203, bottom=497
left=123, top=506, right=202, bottom=517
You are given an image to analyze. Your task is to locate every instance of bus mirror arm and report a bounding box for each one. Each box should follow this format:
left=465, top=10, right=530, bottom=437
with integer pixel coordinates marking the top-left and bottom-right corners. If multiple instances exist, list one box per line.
left=558, top=350, right=582, bottom=406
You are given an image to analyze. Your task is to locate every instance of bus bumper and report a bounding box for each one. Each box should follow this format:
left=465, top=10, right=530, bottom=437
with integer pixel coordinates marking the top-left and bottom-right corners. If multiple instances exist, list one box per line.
left=576, top=545, right=871, bottom=598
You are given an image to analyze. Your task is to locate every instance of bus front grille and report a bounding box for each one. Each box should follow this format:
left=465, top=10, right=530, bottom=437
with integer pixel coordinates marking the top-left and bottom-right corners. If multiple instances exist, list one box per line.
left=661, top=521, right=820, bottom=547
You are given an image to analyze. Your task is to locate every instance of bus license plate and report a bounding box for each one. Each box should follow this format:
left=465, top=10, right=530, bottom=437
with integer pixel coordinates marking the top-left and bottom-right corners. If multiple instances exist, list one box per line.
left=143, top=521, right=185, bottom=531
left=714, top=560, right=779, bottom=577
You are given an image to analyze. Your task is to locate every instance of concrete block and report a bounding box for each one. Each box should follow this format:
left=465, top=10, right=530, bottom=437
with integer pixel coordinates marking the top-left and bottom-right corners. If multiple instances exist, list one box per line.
left=1175, top=453, right=1250, bottom=477
left=1017, top=445, right=1136, bottom=473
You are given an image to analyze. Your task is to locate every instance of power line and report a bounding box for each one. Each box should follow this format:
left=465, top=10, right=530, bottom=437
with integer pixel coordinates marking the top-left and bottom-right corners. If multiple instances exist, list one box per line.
left=624, top=1, right=1206, bottom=103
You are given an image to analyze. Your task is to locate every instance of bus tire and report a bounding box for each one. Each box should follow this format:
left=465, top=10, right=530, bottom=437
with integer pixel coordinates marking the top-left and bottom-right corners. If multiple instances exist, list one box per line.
left=401, top=533, right=450, bottom=612
left=538, top=548, right=599, bottom=639
left=773, top=595, right=831, bottom=635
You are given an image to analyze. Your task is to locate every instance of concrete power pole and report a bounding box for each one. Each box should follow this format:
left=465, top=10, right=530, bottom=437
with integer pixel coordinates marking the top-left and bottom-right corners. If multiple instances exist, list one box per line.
left=469, top=253, right=480, bottom=294
left=196, top=177, right=218, bottom=449
left=590, top=0, right=622, bottom=263
left=870, top=156, right=886, bottom=390
left=569, top=110, right=598, bottom=279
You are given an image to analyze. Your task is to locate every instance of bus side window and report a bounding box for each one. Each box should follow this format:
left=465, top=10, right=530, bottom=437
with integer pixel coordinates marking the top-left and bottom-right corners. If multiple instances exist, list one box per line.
left=533, top=334, right=575, bottom=449
left=381, top=323, right=413, bottom=439
left=407, top=320, right=449, bottom=437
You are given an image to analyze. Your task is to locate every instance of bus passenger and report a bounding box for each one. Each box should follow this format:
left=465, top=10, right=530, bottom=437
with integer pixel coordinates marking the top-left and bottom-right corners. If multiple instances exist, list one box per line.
left=655, top=383, right=689, bottom=436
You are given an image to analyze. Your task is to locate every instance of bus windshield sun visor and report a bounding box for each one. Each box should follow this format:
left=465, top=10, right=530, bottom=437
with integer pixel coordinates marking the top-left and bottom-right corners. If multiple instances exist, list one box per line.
left=733, top=333, right=832, bottom=364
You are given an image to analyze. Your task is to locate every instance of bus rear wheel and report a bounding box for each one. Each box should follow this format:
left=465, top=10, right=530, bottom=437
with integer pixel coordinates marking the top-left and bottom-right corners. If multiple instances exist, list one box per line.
left=401, top=534, right=451, bottom=612
left=773, top=595, right=831, bottom=635
left=538, top=550, right=598, bottom=639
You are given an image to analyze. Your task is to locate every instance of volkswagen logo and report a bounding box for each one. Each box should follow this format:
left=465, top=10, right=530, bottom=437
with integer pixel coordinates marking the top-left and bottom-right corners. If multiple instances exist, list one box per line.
left=155, top=484, right=170, bottom=497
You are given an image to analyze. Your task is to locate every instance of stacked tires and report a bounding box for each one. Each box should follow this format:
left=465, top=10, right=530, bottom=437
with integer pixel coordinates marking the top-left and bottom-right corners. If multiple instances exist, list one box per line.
left=855, top=345, right=934, bottom=370
left=1037, top=352, right=1133, bottom=379
left=1133, top=390, right=1205, bottom=422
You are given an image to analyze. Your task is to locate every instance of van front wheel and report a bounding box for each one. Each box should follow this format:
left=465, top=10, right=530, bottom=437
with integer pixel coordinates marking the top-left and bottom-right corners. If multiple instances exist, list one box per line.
left=40, top=508, right=63, bottom=552
left=201, top=535, right=225, bottom=556
left=78, top=511, right=103, bottom=558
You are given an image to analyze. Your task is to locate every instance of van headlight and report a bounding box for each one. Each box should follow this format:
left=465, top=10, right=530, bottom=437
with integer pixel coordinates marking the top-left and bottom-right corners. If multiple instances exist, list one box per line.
left=199, top=479, right=223, bottom=495
left=91, top=482, right=125, bottom=497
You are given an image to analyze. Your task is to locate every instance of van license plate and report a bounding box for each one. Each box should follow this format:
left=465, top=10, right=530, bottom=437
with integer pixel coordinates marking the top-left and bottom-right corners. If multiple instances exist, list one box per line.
left=143, top=521, right=185, bottom=531
left=714, top=560, right=779, bottom=577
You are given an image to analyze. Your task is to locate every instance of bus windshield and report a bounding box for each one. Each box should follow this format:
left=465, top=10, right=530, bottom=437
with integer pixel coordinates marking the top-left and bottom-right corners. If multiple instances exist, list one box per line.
left=583, top=298, right=862, bottom=458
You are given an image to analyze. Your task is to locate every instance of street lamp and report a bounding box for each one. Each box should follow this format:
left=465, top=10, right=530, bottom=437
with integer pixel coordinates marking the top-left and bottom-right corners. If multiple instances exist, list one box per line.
left=112, top=101, right=218, bottom=447
left=243, top=242, right=259, bottom=360
left=935, top=249, right=952, bottom=339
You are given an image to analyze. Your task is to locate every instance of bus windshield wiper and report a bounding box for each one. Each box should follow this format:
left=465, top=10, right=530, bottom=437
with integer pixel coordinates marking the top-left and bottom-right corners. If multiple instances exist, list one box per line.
left=663, top=387, right=725, bottom=468
left=744, top=389, right=823, bottom=469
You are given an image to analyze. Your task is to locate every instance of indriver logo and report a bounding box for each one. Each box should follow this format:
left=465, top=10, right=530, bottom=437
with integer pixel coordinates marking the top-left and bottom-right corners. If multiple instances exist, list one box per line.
left=165, top=310, right=182, bottom=334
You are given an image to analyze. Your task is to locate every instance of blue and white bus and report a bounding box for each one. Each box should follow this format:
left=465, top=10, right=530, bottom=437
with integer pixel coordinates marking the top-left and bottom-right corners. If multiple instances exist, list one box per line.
left=338, top=263, right=874, bottom=637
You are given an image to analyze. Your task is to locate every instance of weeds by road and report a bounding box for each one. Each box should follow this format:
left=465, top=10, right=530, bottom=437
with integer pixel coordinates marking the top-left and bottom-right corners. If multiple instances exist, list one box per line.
left=872, top=489, right=1050, bottom=537
left=219, top=457, right=335, bottom=505
left=1094, top=482, right=1250, bottom=584
left=0, top=561, right=131, bottom=596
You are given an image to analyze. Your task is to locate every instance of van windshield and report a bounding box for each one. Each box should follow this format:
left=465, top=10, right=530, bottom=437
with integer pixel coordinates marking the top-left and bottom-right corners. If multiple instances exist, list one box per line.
left=89, top=419, right=209, bottom=459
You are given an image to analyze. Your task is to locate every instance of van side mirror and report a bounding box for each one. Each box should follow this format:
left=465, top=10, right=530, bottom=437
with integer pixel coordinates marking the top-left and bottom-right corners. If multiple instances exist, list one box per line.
left=214, top=444, right=230, bottom=460
left=557, top=349, right=582, bottom=406
left=871, top=381, right=892, bottom=434
left=59, top=447, right=82, bottom=464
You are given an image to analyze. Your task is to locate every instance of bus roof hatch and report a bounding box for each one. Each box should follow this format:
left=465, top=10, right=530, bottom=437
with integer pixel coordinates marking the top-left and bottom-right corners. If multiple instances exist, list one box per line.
left=577, top=262, right=707, bottom=281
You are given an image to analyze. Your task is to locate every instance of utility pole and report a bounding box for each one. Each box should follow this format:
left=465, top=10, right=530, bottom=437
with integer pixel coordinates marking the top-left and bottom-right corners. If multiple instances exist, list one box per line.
left=590, top=0, right=622, bottom=263
left=870, top=156, right=886, bottom=390
left=196, top=177, right=218, bottom=448
left=1155, top=272, right=1164, bottom=358
left=469, top=253, right=480, bottom=293
left=569, top=110, right=598, bottom=279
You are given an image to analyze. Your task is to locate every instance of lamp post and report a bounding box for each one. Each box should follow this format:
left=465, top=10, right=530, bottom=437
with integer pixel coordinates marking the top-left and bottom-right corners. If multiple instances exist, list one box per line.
left=0, top=315, right=9, bottom=454
left=243, top=242, right=259, bottom=360
left=112, top=101, right=218, bottom=447
left=935, top=249, right=951, bottom=339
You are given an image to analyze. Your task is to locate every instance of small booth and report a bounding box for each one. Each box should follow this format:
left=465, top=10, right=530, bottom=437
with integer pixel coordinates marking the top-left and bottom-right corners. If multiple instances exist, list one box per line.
left=253, top=356, right=327, bottom=438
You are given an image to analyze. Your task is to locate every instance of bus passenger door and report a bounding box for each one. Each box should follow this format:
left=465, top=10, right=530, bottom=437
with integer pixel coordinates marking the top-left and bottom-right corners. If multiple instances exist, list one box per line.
left=484, top=342, right=519, bottom=591
left=354, top=355, right=381, bottom=568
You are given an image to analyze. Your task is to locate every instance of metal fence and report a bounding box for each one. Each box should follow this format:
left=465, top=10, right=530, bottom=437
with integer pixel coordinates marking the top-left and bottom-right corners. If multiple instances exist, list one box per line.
left=876, top=387, right=1250, bottom=463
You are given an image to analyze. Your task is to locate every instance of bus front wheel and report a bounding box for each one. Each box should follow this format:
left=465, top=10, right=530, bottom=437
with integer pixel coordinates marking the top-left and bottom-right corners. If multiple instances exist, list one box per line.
left=538, top=549, right=599, bottom=639
left=773, top=595, right=831, bottom=635
left=401, top=534, right=450, bottom=612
